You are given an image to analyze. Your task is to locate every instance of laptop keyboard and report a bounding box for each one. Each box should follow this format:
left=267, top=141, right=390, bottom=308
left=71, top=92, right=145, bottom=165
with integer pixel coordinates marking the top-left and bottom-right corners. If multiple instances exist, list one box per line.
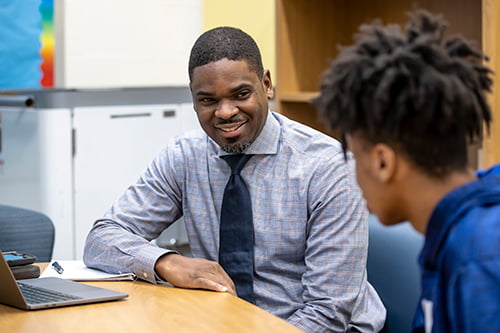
left=18, top=282, right=83, bottom=304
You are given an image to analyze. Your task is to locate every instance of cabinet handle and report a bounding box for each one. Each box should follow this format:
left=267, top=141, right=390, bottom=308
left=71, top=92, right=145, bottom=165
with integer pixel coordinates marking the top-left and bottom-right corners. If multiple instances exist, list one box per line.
left=110, top=112, right=152, bottom=119
left=163, top=110, right=176, bottom=117
left=72, top=128, right=76, bottom=157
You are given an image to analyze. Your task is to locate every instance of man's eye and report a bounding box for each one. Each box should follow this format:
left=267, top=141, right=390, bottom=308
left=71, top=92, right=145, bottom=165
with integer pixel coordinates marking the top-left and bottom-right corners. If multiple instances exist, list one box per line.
left=200, top=97, right=215, bottom=104
left=238, top=90, right=251, bottom=99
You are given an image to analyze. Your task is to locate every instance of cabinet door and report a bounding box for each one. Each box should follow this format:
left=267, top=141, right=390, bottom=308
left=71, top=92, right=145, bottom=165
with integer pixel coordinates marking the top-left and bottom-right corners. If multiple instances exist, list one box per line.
left=73, top=104, right=198, bottom=259
left=0, top=108, right=74, bottom=260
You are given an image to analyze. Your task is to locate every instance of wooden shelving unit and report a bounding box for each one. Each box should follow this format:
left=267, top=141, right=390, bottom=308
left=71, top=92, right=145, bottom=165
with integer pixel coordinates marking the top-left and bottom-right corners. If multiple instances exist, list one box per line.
left=275, top=0, right=500, bottom=167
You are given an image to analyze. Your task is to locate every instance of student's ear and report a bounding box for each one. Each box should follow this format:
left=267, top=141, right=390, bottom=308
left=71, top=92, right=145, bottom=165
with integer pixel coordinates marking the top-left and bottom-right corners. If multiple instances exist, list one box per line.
left=371, top=143, right=397, bottom=183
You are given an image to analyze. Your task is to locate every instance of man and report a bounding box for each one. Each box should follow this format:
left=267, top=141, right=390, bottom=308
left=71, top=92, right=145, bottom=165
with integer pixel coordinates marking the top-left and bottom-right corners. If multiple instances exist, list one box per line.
left=84, top=26, right=385, bottom=332
left=314, top=10, right=500, bottom=333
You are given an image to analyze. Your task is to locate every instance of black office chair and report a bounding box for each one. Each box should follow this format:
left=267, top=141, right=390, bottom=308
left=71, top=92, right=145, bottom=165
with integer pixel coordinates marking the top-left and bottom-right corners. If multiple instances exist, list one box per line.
left=0, top=204, right=55, bottom=262
left=367, top=214, right=424, bottom=333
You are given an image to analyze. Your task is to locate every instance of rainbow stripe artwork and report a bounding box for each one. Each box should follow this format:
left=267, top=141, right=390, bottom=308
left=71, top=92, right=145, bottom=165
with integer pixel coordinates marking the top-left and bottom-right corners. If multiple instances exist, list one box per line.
left=39, top=0, right=54, bottom=88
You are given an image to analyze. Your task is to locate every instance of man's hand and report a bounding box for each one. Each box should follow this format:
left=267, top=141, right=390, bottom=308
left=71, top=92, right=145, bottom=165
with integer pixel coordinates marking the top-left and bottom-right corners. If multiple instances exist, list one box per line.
left=154, top=254, right=236, bottom=296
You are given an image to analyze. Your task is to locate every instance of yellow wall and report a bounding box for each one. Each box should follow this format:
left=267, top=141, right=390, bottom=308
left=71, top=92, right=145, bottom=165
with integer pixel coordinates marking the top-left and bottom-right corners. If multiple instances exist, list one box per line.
left=203, top=0, right=276, bottom=84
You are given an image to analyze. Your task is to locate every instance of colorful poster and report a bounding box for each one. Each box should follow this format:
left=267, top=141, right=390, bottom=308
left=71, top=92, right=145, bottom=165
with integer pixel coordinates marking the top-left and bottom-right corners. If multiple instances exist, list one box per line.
left=0, top=0, right=54, bottom=89
left=40, top=0, right=54, bottom=88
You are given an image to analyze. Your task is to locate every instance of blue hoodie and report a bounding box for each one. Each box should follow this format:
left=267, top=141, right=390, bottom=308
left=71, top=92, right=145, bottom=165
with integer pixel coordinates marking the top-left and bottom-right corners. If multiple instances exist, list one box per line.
left=412, top=164, right=500, bottom=333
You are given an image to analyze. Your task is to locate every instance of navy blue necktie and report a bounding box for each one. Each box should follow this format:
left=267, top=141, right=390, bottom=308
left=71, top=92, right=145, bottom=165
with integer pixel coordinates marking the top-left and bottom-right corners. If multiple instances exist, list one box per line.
left=219, top=154, right=255, bottom=304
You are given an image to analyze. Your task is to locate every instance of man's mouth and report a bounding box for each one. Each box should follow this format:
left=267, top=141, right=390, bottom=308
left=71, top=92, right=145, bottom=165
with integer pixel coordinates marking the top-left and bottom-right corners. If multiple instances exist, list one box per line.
left=217, top=121, right=246, bottom=133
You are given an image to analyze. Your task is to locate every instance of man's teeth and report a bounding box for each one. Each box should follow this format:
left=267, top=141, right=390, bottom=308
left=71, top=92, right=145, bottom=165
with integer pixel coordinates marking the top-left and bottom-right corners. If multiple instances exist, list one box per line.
left=221, top=125, right=240, bottom=132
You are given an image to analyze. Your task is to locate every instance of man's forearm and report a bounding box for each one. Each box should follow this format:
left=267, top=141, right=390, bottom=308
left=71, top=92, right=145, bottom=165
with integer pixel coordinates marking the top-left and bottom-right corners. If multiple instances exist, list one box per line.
left=83, top=218, right=169, bottom=283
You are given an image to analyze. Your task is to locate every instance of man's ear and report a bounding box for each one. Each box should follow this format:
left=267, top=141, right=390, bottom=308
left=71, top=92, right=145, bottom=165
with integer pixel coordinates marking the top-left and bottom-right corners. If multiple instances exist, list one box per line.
left=371, top=143, right=397, bottom=183
left=262, top=70, right=274, bottom=100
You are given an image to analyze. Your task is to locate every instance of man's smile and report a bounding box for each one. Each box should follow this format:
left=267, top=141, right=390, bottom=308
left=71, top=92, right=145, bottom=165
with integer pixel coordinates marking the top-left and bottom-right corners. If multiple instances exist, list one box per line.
left=216, top=121, right=247, bottom=136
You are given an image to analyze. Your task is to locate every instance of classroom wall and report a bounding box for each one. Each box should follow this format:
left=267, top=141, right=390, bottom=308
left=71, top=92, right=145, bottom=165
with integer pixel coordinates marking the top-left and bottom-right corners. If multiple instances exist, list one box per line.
left=203, top=0, right=276, bottom=85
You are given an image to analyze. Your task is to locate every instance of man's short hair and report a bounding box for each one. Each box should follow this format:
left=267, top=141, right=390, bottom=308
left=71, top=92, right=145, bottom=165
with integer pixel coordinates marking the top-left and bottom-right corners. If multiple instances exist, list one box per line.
left=314, top=10, right=493, bottom=177
left=188, top=26, right=264, bottom=81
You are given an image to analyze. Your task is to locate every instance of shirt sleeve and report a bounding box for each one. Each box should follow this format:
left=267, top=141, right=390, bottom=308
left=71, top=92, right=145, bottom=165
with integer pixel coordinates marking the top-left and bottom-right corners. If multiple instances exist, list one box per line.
left=287, top=153, right=385, bottom=332
left=83, top=143, right=184, bottom=284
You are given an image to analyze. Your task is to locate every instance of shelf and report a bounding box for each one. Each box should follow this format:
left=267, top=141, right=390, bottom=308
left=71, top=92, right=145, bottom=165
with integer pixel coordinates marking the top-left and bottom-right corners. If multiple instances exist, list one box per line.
left=275, top=0, right=499, bottom=166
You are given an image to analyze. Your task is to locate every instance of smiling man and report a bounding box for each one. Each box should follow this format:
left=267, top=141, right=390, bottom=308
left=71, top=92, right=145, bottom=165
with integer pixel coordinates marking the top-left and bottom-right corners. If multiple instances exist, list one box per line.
left=190, top=57, right=268, bottom=154
left=84, top=27, right=385, bottom=332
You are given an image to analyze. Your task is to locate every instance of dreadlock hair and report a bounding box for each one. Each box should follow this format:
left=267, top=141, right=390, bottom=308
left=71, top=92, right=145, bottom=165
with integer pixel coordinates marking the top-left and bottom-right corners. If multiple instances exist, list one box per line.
left=313, top=10, right=493, bottom=178
left=188, top=26, right=264, bottom=82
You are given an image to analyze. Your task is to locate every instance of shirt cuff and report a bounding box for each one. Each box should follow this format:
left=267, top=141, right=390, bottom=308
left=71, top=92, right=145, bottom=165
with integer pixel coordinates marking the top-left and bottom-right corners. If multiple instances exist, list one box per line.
left=132, top=245, right=178, bottom=284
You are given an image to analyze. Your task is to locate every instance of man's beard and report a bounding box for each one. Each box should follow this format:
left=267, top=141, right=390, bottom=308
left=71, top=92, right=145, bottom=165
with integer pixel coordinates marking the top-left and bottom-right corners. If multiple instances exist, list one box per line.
left=221, top=140, right=252, bottom=154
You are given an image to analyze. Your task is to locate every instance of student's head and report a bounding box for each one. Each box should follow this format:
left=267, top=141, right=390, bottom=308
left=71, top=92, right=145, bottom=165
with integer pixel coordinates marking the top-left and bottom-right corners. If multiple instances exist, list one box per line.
left=188, top=27, right=273, bottom=154
left=314, top=10, right=493, bottom=223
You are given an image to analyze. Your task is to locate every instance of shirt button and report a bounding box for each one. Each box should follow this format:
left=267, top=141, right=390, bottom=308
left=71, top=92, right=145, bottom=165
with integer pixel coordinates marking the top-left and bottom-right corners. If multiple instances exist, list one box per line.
left=143, top=272, right=148, bottom=278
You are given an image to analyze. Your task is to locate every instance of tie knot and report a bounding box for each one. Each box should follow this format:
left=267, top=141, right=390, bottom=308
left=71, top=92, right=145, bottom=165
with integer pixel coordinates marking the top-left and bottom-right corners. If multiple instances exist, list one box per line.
left=222, top=154, right=252, bottom=175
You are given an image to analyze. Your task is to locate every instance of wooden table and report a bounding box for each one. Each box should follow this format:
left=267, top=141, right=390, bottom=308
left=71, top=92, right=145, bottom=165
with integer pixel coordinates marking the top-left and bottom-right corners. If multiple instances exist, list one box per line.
left=0, top=264, right=303, bottom=332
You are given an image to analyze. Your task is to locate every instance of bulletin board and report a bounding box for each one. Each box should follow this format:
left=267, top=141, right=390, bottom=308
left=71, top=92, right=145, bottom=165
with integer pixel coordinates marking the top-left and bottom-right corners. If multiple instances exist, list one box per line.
left=0, top=0, right=54, bottom=89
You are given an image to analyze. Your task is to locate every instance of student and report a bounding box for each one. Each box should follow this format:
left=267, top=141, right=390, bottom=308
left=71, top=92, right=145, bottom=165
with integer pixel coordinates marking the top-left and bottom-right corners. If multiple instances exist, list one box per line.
left=83, top=27, right=385, bottom=332
left=314, top=10, right=500, bottom=333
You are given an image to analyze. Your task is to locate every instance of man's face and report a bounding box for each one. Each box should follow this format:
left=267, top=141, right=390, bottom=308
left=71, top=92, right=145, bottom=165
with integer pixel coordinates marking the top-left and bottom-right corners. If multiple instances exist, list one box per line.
left=347, top=134, right=405, bottom=225
left=190, top=58, right=273, bottom=154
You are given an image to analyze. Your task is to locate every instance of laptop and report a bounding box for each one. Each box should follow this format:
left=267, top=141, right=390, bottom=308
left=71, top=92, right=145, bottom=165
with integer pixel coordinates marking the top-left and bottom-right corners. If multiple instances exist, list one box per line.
left=0, top=250, right=128, bottom=310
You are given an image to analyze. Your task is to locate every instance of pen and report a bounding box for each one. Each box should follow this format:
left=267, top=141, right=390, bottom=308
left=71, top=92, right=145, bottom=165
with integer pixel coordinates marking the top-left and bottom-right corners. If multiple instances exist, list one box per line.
left=51, top=261, right=64, bottom=274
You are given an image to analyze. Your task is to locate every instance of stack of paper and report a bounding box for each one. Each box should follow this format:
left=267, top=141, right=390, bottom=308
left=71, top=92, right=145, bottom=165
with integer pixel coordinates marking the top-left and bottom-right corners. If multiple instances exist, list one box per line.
left=40, top=260, right=136, bottom=281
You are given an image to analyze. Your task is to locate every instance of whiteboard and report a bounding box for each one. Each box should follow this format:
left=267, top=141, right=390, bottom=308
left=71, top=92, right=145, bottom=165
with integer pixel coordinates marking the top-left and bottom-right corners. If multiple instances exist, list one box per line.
left=60, top=0, right=202, bottom=88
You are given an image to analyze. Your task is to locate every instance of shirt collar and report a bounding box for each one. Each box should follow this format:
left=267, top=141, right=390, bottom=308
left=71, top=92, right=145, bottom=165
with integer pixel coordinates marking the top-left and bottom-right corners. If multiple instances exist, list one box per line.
left=217, top=111, right=280, bottom=157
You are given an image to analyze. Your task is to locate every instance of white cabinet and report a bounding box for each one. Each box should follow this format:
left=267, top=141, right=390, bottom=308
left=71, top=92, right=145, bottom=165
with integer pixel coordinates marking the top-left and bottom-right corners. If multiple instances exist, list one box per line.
left=0, top=90, right=198, bottom=260
left=0, top=108, right=74, bottom=259
left=72, top=103, right=198, bottom=258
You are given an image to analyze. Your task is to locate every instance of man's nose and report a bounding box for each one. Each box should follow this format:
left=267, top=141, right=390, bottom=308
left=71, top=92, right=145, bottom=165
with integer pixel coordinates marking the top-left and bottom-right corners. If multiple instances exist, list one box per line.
left=215, top=99, right=238, bottom=119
